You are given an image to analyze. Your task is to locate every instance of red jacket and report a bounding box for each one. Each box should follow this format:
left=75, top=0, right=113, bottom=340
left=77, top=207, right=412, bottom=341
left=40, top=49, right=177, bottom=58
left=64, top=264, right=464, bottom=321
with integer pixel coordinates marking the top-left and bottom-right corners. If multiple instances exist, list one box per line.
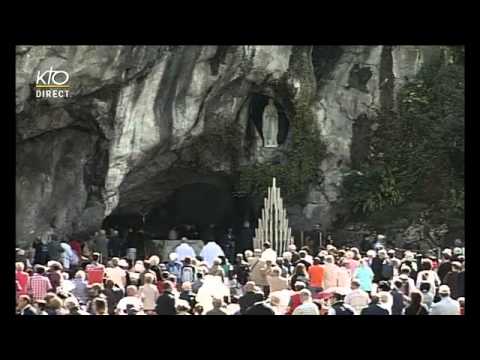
left=69, top=240, right=82, bottom=257
left=286, top=293, right=302, bottom=315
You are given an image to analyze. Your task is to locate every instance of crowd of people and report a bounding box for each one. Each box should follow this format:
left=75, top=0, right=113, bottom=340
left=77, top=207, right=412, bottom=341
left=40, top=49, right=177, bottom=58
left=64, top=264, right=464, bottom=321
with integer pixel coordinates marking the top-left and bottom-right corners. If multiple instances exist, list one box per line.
left=15, top=228, right=465, bottom=315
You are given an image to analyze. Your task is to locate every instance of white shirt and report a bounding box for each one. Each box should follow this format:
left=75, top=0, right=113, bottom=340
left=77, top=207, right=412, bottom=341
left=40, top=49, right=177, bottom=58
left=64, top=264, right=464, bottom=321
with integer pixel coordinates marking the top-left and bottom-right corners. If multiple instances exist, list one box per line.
left=292, top=302, right=320, bottom=315
left=116, top=296, right=143, bottom=315
left=105, top=266, right=127, bottom=288
left=60, top=243, right=74, bottom=269
left=175, top=243, right=196, bottom=261
left=261, top=248, right=277, bottom=263
left=344, top=288, right=370, bottom=314
left=200, top=242, right=225, bottom=268
left=430, top=297, right=460, bottom=315
left=139, top=284, right=159, bottom=311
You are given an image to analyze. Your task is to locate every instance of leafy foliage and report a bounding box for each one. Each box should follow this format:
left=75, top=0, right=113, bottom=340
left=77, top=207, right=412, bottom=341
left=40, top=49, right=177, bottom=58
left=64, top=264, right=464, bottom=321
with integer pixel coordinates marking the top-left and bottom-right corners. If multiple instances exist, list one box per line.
left=342, top=47, right=464, bottom=217
left=237, top=102, right=326, bottom=203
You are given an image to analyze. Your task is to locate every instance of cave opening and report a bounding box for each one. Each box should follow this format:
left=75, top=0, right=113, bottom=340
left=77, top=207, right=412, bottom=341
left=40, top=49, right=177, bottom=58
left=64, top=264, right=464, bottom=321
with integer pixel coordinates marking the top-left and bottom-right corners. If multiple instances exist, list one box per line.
left=103, top=179, right=259, bottom=240
left=248, top=93, right=289, bottom=145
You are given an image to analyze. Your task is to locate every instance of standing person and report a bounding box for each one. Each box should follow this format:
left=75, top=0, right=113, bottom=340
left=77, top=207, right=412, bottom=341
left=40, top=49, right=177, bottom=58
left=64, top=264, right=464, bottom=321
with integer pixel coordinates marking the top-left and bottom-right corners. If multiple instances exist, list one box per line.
left=239, top=281, right=264, bottom=314
left=377, top=281, right=393, bottom=314
left=391, top=280, right=407, bottom=315
left=286, top=282, right=307, bottom=315
left=261, top=242, right=277, bottom=263
left=328, top=291, right=355, bottom=315
left=247, top=249, right=268, bottom=291
left=69, top=238, right=82, bottom=261
left=108, top=230, right=122, bottom=258
left=275, top=257, right=289, bottom=278
left=400, top=251, right=418, bottom=280
left=179, top=282, right=196, bottom=311
left=139, top=273, right=159, bottom=315
left=292, top=289, right=320, bottom=315
left=244, top=298, right=276, bottom=315
left=343, top=250, right=359, bottom=274
left=103, top=279, right=124, bottom=315
left=16, top=262, right=30, bottom=297
left=136, top=229, right=146, bottom=261
left=191, top=272, right=204, bottom=294
left=209, top=258, right=225, bottom=282
left=180, top=257, right=197, bottom=285
left=308, top=257, right=325, bottom=295
left=443, top=262, right=463, bottom=299
left=360, top=295, right=389, bottom=315
left=206, top=297, right=228, bottom=315
left=344, top=280, right=370, bottom=314
left=138, top=260, right=157, bottom=286
left=387, top=250, right=401, bottom=277
left=28, top=265, right=52, bottom=302
left=105, top=257, right=127, bottom=290
left=155, top=281, right=176, bottom=315
left=222, top=228, right=236, bottom=263
left=33, top=236, right=49, bottom=265
left=93, top=298, right=109, bottom=315
left=200, top=240, right=225, bottom=268
left=290, top=263, right=310, bottom=289
left=371, top=249, right=386, bottom=283
left=429, top=285, right=461, bottom=315
left=94, top=230, right=109, bottom=264
left=47, top=261, right=63, bottom=293
left=294, top=251, right=311, bottom=270
left=360, top=235, right=373, bottom=253
left=337, top=261, right=352, bottom=289
left=437, top=249, right=453, bottom=283
left=71, top=270, right=89, bottom=306
left=47, top=236, right=64, bottom=263
left=126, top=228, right=137, bottom=263
left=353, top=258, right=374, bottom=294
left=323, top=255, right=340, bottom=289
left=85, top=253, right=105, bottom=285
left=267, top=267, right=289, bottom=293
left=419, top=282, right=434, bottom=310
left=403, top=290, right=429, bottom=315
left=237, top=221, right=253, bottom=255
left=116, top=285, right=143, bottom=315
left=232, top=253, right=250, bottom=286
left=166, top=253, right=183, bottom=281
left=175, top=237, right=196, bottom=261
left=59, top=239, right=76, bottom=274
left=416, top=259, right=440, bottom=297
left=17, top=295, right=38, bottom=315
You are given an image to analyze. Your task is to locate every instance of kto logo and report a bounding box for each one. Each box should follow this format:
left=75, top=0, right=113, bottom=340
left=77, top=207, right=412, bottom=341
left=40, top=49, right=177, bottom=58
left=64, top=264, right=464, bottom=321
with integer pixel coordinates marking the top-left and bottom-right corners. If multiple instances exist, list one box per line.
left=34, top=67, right=71, bottom=99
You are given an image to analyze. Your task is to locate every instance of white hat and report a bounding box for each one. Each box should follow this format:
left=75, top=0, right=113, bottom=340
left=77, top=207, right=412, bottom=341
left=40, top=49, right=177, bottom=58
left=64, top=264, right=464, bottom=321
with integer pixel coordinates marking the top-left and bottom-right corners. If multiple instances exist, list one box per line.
left=118, top=259, right=129, bottom=268
left=442, top=248, right=452, bottom=256
left=169, top=252, right=178, bottom=261
left=453, top=247, right=463, bottom=255
left=439, top=285, right=451, bottom=295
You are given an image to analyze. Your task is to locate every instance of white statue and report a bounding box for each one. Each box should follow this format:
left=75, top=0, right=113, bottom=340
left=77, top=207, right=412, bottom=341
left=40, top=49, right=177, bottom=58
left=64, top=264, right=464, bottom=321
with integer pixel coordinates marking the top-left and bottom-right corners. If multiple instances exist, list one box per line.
left=262, top=99, right=279, bottom=147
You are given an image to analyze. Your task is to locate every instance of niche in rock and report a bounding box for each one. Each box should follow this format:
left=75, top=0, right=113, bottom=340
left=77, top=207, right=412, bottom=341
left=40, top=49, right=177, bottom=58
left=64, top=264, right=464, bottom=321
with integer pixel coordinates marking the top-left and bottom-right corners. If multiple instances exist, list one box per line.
left=248, top=93, right=289, bottom=145
left=347, top=64, right=373, bottom=93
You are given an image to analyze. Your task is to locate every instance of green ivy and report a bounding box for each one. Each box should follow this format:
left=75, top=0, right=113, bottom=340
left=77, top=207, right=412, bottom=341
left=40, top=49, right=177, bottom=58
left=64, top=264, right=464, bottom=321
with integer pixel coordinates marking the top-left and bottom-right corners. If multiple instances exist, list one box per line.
left=342, top=46, right=464, bottom=217
left=236, top=95, right=326, bottom=203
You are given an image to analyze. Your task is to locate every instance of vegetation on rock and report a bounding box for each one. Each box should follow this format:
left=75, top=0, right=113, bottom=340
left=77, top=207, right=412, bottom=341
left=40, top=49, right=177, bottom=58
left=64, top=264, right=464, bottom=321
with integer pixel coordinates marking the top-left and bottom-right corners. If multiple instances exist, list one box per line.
left=342, top=46, right=464, bottom=223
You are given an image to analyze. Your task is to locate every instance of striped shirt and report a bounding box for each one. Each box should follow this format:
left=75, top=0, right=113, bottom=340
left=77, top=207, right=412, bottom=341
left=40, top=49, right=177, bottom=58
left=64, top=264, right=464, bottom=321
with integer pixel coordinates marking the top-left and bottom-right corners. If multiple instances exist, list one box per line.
left=28, top=274, right=52, bottom=301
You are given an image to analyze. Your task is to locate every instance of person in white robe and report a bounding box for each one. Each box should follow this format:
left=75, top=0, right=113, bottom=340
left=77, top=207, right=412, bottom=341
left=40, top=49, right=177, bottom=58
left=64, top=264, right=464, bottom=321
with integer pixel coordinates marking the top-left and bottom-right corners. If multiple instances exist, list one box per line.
left=200, top=241, right=225, bottom=268
left=175, top=237, right=196, bottom=261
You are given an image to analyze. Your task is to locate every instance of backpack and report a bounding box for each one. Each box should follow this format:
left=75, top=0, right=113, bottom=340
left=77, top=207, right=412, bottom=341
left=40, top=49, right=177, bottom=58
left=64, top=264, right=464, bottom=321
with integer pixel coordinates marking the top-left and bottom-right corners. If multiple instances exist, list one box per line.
left=332, top=302, right=354, bottom=315
left=167, top=261, right=182, bottom=279
left=382, top=261, right=394, bottom=280
left=181, top=265, right=195, bottom=283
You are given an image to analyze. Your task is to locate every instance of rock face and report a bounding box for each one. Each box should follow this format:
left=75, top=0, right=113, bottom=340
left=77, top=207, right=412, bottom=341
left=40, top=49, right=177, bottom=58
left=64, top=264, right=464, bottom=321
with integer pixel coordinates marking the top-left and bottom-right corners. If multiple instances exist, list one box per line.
left=16, top=45, right=444, bottom=247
